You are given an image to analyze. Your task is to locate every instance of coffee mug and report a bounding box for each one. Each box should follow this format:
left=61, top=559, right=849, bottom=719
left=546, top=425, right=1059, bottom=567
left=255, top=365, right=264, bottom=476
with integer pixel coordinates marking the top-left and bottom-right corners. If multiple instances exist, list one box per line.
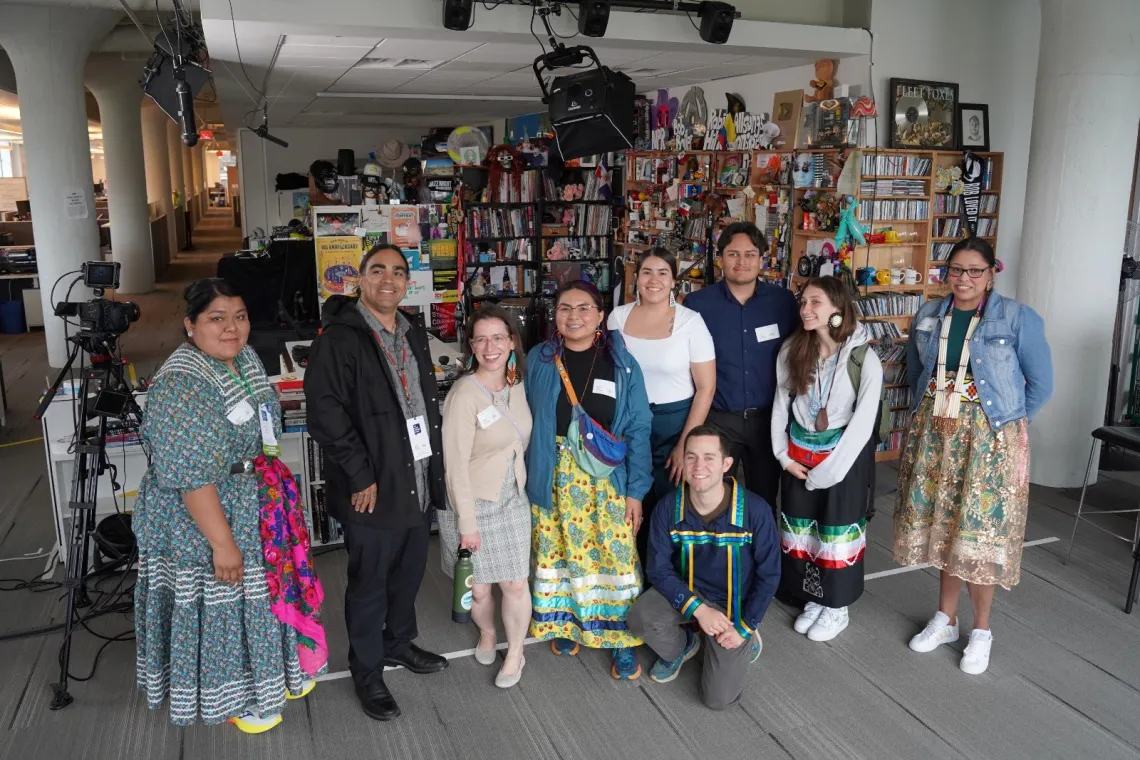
left=857, top=267, right=876, bottom=286
left=890, top=267, right=904, bottom=285
left=903, top=268, right=923, bottom=285
left=875, top=269, right=892, bottom=286
left=928, top=267, right=945, bottom=285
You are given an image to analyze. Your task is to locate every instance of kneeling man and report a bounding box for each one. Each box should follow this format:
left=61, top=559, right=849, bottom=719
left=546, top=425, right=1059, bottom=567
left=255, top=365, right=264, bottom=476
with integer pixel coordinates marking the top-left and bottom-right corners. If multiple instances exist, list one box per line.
left=628, top=425, right=780, bottom=709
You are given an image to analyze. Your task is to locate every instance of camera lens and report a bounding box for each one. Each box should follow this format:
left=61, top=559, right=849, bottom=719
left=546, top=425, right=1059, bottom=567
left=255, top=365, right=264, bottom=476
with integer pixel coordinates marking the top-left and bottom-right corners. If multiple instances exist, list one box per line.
left=123, top=302, right=141, bottom=324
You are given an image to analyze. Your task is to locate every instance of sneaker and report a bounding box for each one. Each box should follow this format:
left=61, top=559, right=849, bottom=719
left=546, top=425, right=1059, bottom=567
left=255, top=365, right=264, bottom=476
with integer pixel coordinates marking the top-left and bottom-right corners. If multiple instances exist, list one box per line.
left=610, top=647, right=641, bottom=680
left=285, top=680, right=315, bottom=700
left=228, top=712, right=282, bottom=734
left=807, top=606, right=849, bottom=642
left=960, top=629, right=993, bottom=675
left=649, top=630, right=701, bottom=683
left=908, top=611, right=960, bottom=653
left=794, top=602, right=825, bottom=634
left=749, top=634, right=763, bottom=664
left=550, top=638, right=580, bottom=656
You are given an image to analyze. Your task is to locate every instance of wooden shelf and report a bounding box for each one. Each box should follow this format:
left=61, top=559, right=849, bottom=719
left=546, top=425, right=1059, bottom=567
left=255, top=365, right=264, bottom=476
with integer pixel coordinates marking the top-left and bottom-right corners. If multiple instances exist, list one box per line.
left=875, top=450, right=902, bottom=462
left=861, top=175, right=932, bottom=180
left=931, top=236, right=996, bottom=242
left=934, top=213, right=997, bottom=218
left=857, top=195, right=931, bottom=200
left=861, top=314, right=915, bottom=322
left=858, top=285, right=926, bottom=293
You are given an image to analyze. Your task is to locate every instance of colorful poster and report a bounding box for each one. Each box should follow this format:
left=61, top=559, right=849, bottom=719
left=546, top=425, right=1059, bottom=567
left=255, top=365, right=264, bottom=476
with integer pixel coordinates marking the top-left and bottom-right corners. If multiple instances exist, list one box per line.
left=390, top=206, right=421, bottom=247
left=291, top=190, right=310, bottom=220
left=430, top=303, right=458, bottom=341
left=429, top=239, right=458, bottom=270
left=360, top=206, right=390, bottom=235
left=403, top=269, right=434, bottom=306
left=315, top=211, right=359, bottom=237
left=316, top=236, right=363, bottom=298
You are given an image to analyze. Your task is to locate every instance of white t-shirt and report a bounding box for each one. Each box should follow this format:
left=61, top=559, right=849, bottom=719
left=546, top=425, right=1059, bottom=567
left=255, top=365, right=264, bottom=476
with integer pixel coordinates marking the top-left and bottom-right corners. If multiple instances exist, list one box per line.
left=608, top=303, right=716, bottom=405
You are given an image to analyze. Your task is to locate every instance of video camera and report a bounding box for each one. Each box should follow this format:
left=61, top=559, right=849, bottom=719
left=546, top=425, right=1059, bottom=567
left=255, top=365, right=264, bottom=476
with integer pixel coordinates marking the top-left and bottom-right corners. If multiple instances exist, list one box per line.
left=54, top=262, right=141, bottom=342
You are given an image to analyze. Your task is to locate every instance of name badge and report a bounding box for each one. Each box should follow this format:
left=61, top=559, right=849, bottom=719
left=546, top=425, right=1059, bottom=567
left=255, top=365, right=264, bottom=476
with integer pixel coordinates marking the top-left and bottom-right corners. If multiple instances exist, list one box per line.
left=407, top=415, right=432, bottom=461
left=916, top=317, right=937, bottom=332
left=226, top=399, right=255, bottom=425
left=477, top=405, right=502, bottom=429
left=755, top=324, right=780, bottom=343
left=593, top=379, right=616, bottom=398
left=259, top=404, right=281, bottom=458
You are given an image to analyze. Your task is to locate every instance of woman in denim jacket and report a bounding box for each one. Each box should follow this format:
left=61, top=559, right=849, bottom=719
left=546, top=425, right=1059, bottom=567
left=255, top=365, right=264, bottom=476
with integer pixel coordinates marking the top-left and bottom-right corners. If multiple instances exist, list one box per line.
left=524, top=280, right=653, bottom=680
left=894, top=238, right=1053, bottom=676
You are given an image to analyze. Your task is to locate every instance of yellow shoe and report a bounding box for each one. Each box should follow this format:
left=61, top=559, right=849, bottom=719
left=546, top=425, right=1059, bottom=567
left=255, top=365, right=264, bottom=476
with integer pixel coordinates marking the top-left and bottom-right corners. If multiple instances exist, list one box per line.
left=228, top=712, right=282, bottom=734
left=286, top=680, right=315, bottom=701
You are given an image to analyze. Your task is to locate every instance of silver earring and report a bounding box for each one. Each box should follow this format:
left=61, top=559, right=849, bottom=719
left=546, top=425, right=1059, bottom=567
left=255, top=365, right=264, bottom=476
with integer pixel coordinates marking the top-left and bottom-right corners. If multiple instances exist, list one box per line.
left=187, top=330, right=194, bottom=337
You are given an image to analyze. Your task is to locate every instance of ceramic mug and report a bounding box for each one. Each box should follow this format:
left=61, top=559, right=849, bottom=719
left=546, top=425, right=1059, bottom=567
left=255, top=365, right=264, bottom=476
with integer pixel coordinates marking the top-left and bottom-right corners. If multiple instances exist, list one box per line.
left=903, top=268, right=923, bottom=285
left=890, top=267, right=904, bottom=285
left=875, top=269, right=892, bottom=286
left=857, top=267, right=876, bottom=286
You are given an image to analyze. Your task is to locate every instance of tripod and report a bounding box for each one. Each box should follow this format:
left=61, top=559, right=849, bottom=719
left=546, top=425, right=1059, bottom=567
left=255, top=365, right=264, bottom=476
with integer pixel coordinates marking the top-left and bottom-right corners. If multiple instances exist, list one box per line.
left=35, top=335, right=140, bottom=710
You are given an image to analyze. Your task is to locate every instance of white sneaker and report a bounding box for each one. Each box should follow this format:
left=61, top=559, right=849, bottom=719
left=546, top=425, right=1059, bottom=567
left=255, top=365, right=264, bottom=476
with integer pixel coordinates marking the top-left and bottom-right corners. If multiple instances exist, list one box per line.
left=908, top=611, right=960, bottom=653
left=807, top=606, right=849, bottom=642
left=960, top=629, right=993, bottom=675
left=794, top=602, right=824, bottom=634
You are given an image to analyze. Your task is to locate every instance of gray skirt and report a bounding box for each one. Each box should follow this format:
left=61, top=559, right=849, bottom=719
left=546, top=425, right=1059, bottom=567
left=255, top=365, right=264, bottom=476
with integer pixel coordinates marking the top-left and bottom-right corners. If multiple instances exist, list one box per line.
left=438, top=459, right=531, bottom=584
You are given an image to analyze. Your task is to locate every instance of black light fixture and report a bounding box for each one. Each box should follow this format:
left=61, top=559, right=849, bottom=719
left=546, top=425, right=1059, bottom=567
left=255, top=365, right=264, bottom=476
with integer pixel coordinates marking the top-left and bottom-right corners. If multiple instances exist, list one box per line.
left=697, top=1, right=735, bottom=44
left=442, top=0, right=475, bottom=31
left=578, top=1, right=611, bottom=37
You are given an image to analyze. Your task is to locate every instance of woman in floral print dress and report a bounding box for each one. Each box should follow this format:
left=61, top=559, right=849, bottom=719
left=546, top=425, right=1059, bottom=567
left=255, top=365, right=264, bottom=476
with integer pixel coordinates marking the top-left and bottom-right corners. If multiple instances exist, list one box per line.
left=134, top=279, right=324, bottom=732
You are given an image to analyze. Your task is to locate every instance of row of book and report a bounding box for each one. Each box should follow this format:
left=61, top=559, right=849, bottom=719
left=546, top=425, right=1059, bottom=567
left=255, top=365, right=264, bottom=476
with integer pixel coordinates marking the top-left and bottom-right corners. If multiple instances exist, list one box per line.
left=885, top=386, right=913, bottom=408
left=465, top=238, right=536, bottom=264
left=276, top=382, right=306, bottom=432
left=308, top=485, right=344, bottom=545
left=935, top=193, right=999, bottom=214
left=857, top=293, right=923, bottom=318
left=877, top=429, right=906, bottom=453
left=865, top=321, right=905, bottom=340
left=862, top=154, right=932, bottom=177
left=307, top=437, right=325, bottom=483
left=466, top=207, right=537, bottom=239
left=873, top=342, right=907, bottom=364
left=859, top=178, right=927, bottom=197
left=856, top=199, right=930, bottom=222
left=544, top=237, right=610, bottom=262
left=882, top=363, right=907, bottom=385
left=935, top=217, right=997, bottom=237
left=889, top=409, right=912, bottom=430
left=468, top=264, right=540, bottom=297
left=560, top=204, right=612, bottom=236
left=931, top=242, right=956, bottom=261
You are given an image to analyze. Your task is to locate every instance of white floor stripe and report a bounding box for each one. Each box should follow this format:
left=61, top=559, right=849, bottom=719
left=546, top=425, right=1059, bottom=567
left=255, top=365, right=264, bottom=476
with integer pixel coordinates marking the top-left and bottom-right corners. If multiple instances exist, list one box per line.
left=315, top=536, right=1061, bottom=683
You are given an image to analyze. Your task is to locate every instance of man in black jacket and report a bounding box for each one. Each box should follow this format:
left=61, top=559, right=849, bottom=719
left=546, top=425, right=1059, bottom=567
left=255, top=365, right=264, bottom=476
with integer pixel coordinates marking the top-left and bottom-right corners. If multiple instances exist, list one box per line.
left=304, top=243, right=448, bottom=721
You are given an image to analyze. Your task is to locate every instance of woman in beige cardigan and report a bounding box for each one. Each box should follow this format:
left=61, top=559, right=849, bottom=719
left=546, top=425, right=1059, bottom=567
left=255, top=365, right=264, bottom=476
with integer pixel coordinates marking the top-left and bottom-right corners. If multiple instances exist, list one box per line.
left=438, top=305, right=533, bottom=688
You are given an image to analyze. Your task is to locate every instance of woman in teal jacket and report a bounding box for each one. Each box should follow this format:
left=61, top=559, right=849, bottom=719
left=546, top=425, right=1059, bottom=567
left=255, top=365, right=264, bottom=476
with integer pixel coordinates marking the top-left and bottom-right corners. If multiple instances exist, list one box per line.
left=525, top=280, right=653, bottom=680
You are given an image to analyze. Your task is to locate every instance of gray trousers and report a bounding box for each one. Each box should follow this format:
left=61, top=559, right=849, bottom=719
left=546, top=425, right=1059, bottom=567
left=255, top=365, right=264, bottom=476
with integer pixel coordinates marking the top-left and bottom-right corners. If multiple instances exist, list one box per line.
left=627, top=588, right=759, bottom=710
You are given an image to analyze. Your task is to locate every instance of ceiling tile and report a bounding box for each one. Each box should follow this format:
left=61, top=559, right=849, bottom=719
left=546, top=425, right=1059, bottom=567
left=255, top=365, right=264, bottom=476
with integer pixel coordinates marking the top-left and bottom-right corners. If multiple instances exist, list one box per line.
left=454, top=42, right=546, bottom=64
left=283, top=35, right=382, bottom=47
left=276, top=44, right=374, bottom=60
left=368, top=38, right=484, bottom=60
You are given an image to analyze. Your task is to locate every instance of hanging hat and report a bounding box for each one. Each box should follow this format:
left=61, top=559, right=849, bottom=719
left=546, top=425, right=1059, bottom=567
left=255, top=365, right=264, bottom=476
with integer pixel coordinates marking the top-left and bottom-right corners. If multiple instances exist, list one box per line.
left=376, top=139, right=410, bottom=169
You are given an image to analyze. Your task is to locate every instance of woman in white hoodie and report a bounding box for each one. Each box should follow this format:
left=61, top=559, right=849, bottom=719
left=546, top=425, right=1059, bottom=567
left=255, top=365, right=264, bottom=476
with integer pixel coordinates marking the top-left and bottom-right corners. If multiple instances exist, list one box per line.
left=771, top=276, right=883, bottom=642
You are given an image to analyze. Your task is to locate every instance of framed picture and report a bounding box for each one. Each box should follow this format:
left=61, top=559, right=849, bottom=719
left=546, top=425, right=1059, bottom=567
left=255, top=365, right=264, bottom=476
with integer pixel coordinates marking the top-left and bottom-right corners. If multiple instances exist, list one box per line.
left=957, top=103, right=990, bottom=152
left=770, top=89, right=803, bottom=151
left=888, top=78, right=959, bottom=149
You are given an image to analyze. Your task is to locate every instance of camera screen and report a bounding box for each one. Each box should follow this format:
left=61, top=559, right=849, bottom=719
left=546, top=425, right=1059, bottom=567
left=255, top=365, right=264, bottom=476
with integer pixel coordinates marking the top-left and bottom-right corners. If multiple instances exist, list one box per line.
left=92, top=390, right=130, bottom=418
left=84, top=261, right=120, bottom=289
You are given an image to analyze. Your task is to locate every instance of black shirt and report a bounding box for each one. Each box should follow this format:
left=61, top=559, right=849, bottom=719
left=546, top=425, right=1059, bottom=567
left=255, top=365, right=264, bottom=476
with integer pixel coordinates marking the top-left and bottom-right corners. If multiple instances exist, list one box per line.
left=556, top=344, right=616, bottom=435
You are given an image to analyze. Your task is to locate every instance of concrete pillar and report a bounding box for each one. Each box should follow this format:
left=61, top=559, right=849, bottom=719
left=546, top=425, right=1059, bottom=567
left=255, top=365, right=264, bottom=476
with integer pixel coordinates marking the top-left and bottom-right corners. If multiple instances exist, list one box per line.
left=181, top=138, right=194, bottom=224
left=11, top=142, right=25, bottom=177
left=86, top=55, right=155, bottom=295
left=1018, top=0, right=1140, bottom=487
left=141, top=102, right=176, bottom=264
left=191, top=144, right=204, bottom=215
left=167, top=120, right=187, bottom=249
left=0, top=5, right=119, bottom=367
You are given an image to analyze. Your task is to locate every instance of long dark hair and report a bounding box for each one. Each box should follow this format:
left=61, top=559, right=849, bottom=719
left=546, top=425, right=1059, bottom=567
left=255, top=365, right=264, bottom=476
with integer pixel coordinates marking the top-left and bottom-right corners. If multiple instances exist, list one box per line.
left=543, top=279, right=615, bottom=362
left=784, top=276, right=858, bottom=395
left=183, top=278, right=241, bottom=340
left=461, top=304, right=526, bottom=383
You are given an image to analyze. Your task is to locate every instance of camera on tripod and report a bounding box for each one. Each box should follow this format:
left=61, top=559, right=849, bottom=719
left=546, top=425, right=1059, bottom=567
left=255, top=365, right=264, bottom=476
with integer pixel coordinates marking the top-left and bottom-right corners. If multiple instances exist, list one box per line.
left=54, top=262, right=140, bottom=341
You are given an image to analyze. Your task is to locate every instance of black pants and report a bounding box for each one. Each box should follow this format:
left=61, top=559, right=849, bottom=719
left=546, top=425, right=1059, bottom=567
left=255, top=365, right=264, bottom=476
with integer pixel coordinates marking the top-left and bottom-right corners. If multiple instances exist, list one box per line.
left=342, top=510, right=432, bottom=689
left=706, top=408, right=781, bottom=513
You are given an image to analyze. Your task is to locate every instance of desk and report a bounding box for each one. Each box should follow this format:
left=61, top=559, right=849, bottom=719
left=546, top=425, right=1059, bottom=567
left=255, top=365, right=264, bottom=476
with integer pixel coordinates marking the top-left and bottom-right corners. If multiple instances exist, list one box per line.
left=0, top=271, right=41, bottom=330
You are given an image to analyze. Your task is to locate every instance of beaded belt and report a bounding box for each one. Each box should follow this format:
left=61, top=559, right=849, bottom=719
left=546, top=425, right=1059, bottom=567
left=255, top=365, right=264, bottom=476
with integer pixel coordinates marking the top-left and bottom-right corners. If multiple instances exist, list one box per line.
left=925, top=373, right=980, bottom=404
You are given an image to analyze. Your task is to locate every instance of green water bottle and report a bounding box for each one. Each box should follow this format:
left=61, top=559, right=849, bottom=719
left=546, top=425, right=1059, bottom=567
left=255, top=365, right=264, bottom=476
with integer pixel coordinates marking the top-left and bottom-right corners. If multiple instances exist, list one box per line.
left=452, top=548, right=474, bottom=623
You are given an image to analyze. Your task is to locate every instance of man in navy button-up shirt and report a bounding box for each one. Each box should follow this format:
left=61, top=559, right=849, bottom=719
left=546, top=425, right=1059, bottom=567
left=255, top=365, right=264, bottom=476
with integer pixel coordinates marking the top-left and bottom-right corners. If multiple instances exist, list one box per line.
left=684, top=222, right=798, bottom=510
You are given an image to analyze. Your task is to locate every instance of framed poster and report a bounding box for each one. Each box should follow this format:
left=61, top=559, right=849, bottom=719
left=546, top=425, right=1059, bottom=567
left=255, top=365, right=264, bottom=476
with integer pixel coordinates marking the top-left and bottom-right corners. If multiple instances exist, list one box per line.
left=957, top=103, right=990, bottom=152
left=316, top=236, right=363, bottom=298
left=889, top=78, right=959, bottom=150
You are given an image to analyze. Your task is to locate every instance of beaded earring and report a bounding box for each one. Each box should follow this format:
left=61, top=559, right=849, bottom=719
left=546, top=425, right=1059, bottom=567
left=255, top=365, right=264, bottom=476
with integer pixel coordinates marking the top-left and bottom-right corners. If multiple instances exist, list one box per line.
left=828, top=313, right=843, bottom=329
left=506, top=351, right=517, bottom=385
left=668, top=290, right=676, bottom=308
left=635, top=290, right=641, bottom=306
left=593, top=328, right=603, bottom=345
left=465, top=354, right=474, bottom=370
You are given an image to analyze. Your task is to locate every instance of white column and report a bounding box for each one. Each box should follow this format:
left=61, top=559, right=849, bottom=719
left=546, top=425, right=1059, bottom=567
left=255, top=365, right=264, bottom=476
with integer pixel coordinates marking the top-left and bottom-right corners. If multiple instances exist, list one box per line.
left=1018, top=0, right=1140, bottom=487
left=0, top=5, right=119, bottom=367
left=181, top=138, right=194, bottom=224
left=11, top=142, right=25, bottom=177
left=86, top=55, right=155, bottom=294
left=167, top=120, right=187, bottom=249
left=141, top=103, right=176, bottom=264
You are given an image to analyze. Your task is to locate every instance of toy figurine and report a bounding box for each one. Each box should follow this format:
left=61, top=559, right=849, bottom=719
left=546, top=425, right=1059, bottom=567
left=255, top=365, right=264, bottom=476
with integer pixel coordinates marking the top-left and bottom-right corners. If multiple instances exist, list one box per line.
left=834, top=195, right=868, bottom=248
left=804, top=59, right=837, bottom=103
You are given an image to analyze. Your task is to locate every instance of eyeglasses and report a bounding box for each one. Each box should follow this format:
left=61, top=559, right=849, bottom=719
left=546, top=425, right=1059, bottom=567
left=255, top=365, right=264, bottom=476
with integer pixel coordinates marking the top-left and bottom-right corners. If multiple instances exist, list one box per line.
left=556, top=305, right=598, bottom=317
left=471, top=334, right=510, bottom=348
left=947, top=265, right=992, bottom=279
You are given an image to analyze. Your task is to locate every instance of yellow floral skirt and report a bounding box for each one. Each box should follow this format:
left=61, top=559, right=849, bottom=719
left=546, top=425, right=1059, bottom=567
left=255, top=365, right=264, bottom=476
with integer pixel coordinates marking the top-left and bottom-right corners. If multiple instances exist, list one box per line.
left=893, top=398, right=1030, bottom=589
left=530, top=440, right=643, bottom=649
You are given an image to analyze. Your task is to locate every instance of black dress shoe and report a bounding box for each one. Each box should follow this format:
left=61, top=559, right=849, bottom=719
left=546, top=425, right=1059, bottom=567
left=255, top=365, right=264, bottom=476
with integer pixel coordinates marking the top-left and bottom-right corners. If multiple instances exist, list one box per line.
left=355, top=681, right=401, bottom=721
left=382, top=643, right=449, bottom=674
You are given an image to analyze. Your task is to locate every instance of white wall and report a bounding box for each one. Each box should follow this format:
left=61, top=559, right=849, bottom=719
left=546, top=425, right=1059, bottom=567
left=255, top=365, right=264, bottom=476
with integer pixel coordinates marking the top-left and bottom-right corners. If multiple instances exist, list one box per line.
left=688, top=0, right=1041, bottom=297
left=204, top=149, right=222, bottom=188
left=237, top=126, right=426, bottom=237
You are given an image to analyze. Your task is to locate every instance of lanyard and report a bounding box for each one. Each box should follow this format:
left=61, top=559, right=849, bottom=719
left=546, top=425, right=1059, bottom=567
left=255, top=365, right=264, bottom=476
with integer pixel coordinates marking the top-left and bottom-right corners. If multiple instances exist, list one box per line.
left=225, top=362, right=256, bottom=400
left=373, top=329, right=412, bottom=404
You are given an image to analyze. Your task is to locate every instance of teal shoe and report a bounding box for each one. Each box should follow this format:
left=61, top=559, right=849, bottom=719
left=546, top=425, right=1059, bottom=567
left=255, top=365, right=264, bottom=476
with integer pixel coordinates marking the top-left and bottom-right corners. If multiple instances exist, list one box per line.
left=749, top=633, right=763, bottom=664
left=649, top=630, right=700, bottom=683
left=611, top=647, right=641, bottom=680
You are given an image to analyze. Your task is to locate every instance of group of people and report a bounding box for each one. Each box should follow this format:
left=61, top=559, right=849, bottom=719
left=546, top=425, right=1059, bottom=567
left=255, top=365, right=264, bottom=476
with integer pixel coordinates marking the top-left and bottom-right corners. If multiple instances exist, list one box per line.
left=130, top=220, right=1053, bottom=730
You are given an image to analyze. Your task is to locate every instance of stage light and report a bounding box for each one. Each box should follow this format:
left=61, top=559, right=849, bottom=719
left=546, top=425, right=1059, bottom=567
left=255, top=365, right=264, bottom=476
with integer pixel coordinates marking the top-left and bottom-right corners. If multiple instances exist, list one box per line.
left=442, top=0, right=475, bottom=31
left=698, top=1, right=735, bottom=44
left=578, top=1, right=611, bottom=37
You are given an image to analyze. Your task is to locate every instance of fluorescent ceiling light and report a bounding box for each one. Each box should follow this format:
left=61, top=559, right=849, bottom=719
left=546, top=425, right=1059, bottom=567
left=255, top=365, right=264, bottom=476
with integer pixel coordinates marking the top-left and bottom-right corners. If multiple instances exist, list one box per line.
left=316, top=91, right=540, bottom=102
left=0, top=106, right=20, bottom=120
left=355, top=58, right=445, bottom=70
